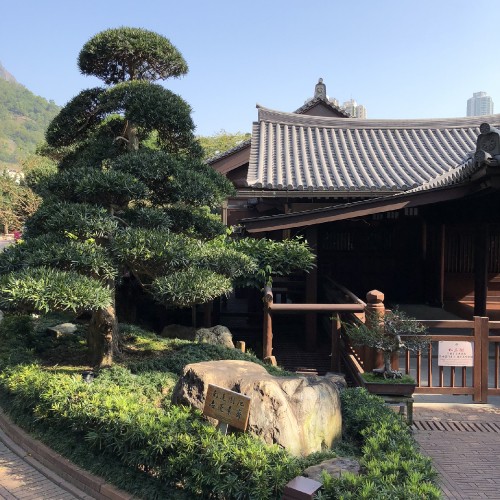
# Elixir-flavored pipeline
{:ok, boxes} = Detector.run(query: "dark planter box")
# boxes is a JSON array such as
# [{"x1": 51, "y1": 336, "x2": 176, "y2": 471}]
[{"x1": 362, "y1": 381, "x2": 416, "y2": 397}]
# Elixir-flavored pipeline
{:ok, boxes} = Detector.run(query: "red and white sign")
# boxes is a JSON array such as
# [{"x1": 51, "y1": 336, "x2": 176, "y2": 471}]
[{"x1": 438, "y1": 341, "x2": 474, "y2": 367}]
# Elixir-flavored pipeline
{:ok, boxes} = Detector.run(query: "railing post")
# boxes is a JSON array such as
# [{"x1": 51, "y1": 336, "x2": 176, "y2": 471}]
[
  {"x1": 364, "y1": 290, "x2": 385, "y2": 371},
  {"x1": 263, "y1": 286, "x2": 273, "y2": 360},
  {"x1": 331, "y1": 313, "x2": 341, "y2": 372},
  {"x1": 473, "y1": 316, "x2": 489, "y2": 403},
  {"x1": 481, "y1": 316, "x2": 489, "y2": 403}
]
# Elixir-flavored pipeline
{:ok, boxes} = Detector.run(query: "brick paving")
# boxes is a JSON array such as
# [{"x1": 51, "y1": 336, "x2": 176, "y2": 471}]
[
  {"x1": 413, "y1": 402, "x2": 500, "y2": 499},
  {"x1": 0, "y1": 439, "x2": 87, "y2": 500}
]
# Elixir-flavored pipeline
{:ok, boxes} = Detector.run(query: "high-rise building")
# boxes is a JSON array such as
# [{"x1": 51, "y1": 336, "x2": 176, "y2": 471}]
[
  {"x1": 467, "y1": 91, "x2": 494, "y2": 116},
  {"x1": 342, "y1": 99, "x2": 367, "y2": 119}
]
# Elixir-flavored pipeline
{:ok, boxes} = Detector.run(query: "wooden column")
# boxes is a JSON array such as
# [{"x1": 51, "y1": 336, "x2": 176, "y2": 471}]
[
  {"x1": 474, "y1": 223, "x2": 489, "y2": 317},
  {"x1": 424, "y1": 223, "x2": 446, "y2": 307},
  {"x1": 437, "y1": 224, "x2": 446, "y2": 308},
  {"x1": 263, "y1": 286, "x2": 273, "y2": 359},
  {"x1": 305, "y1": 226, "x2": 318, "y2": 351}
]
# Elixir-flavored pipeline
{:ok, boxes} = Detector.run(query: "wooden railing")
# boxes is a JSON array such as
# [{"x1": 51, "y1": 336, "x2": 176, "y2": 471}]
[
  {"x1": 262, "y1": 283, "x2": 500, "y2": 403},
  {"x1": 262, "y1": 285, "x2": 364, "y2": 369},
  {"x1": 344, "y1": 316, "x2": 500, "y2": 403}
]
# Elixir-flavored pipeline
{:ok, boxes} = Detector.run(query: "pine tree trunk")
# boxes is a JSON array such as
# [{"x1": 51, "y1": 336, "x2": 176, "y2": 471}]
[
  {"x1": 88, "y1": 306, "x2": 119, "y2": 368},
  {"x1": 383, "y1": 351, "x2": 392, "y2": 374}
]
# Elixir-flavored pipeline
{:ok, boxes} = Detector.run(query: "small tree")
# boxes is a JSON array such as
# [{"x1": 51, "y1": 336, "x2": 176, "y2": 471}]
[{"x1": 344, "y1": 309, "x2": 429, "y2": 379}]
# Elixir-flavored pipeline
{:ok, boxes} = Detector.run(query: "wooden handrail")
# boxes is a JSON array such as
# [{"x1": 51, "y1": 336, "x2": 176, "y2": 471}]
[
  {"x1": 268, "y1": 303, "x2": 365, "y2": 312},
  {"x1": 325, "y1": 276, "x2": 366, "y2": 306}
]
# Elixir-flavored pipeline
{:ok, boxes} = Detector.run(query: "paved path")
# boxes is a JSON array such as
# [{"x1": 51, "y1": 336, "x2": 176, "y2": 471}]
[
  {"x1": 413, "y1": 402, "x2": 500, "y2": 499},
  {"x1": 0, "y1": 437, "x2": 88, "y2": 500}
]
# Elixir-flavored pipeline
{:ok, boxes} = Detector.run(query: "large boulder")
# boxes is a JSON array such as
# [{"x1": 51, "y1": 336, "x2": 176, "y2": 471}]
[
  {"x1": 172, "y1": 360, "x2": 345, "y2": 456},
  {"x1": 161, "y1": 324, "x2": 235, "y2": 348},
  {"x1": 195, "y1": 325, "x2": 234, "y2": 349}
]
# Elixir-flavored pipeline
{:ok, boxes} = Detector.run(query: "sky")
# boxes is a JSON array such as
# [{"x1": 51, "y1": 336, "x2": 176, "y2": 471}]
[{"x1": 1, "y1": 0, "x2": 499, "y2": 136}]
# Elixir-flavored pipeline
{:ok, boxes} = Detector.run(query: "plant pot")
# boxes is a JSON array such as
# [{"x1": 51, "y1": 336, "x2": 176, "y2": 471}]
[{"x1": 362, "y1": 381, "x2": 416, "y2": 397}]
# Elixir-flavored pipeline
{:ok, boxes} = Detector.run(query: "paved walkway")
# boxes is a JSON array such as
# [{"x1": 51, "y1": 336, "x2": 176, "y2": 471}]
[
  {"x1": 0, "y1": 431, "x2": 89, "y2": 500},
  {"x1": 413, "y1": 400, "x2": 500, "y2": 499}
]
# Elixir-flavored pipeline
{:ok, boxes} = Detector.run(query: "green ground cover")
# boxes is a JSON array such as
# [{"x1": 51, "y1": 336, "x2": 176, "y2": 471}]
[{"x1": 0, "y1": 314, "x2": 440, "y2": 499}]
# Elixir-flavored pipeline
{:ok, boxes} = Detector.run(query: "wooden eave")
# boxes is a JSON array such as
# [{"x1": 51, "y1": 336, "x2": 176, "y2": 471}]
[
  {"x1": 240, "y1": 176, "x2": 493, "y2": 233},
  {"x1": 209, "y1": 143, "x2": 251, "y2": 175}
]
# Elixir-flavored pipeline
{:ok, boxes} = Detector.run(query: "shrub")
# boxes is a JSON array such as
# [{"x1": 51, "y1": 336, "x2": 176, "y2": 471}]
[{"x1": 318, "y1": 388, "x2": 441, "y2": 499}]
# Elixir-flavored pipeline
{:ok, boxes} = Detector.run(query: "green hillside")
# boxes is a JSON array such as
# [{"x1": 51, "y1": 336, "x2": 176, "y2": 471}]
[{"x1": 0, "y1": 72, "x2": 60, "y2": 170}]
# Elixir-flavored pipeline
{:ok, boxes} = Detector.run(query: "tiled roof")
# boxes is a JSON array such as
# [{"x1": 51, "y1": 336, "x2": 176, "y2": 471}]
[{"x1": 247, "y1": 107, "x2": 500, "y2": 192}]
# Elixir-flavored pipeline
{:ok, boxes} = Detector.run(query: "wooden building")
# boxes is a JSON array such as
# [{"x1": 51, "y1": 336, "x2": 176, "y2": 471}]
[{"x1": 209, "y1": 80, "x2": 500, "y2": 326}]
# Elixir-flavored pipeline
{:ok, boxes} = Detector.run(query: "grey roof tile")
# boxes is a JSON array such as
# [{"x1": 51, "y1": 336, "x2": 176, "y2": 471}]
[{"x1": 247, "y1": 107, "x2": 500, "y2": 192}]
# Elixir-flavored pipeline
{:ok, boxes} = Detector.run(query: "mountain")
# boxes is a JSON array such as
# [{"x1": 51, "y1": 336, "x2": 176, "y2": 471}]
[
  {"x1": 0, "y1": 61, "x2": 59, "y2": 170},
  {"x1": 0, "y1": 61, "x2": 17, "y2": 83}
]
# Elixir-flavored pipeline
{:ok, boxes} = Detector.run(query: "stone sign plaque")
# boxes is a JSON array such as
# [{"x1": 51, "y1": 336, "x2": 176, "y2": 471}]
[
  {"x1": 203, "y1": 384, "x2": 251, "y2": 431},
  {"x1": 438, "y1": 341, "x2": 474, "y2": 367}
]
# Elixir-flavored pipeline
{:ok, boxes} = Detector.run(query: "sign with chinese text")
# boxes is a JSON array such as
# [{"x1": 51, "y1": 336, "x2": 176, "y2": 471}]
[
  {"x1": 203, "y1": 384, "x2": 251, "y2": 431},
  {"x1": 438, "y1": 341, "x2": 474, "y2": 367}
]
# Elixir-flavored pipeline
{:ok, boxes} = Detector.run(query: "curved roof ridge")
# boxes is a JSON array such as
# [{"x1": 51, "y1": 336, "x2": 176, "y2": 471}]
[
  {"x1": 407, "y1": 155, "x2": 477, "y2": 193},
  {"x1": 257, "y1": 106, "x2": 500, "y2": 130},
  {"x1": 205, "y1": 137, "x2": 252, "y2": 164},
  {"x1": 292, "y1": 96, "x2": 351, "y2": 117}
]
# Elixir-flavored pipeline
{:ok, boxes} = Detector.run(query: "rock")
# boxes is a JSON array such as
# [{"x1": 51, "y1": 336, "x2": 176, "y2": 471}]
[
  {"x1": 46, "y1": 323, "x2": 78, "y2": 339},
  {"x1": 195, "y1": 325, "x2": 234, "y2": 348},
  {"x1": 161, "y1": 324, "x2": 235, "y2": 349},
  {"x1": 172, "y1": 360, "x2": 345, "y2": 456},
  {"x1": 304, "y1": 458, "x2": 361, "y2": 482},
  {"x1": 161, "y1": 324, "x2": 196, "y2": 340}
]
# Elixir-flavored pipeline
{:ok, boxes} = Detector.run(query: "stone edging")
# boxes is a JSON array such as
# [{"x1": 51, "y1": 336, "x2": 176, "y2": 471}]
[{"x1": 0, "y1": 408, "x2": 133, "y2": 500}]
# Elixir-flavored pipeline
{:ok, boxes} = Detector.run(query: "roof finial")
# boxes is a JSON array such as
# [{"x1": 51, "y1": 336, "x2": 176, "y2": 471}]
[{"x1": 314, "y1": 78, "x2": 326, "y2": 99}]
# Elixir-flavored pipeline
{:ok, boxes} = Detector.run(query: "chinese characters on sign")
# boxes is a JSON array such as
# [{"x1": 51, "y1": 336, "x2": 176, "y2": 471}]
[
  {"x1": 438, "y1": 341, "x2": 474, "y2": 367},
  {"x1": 203, "y1": 384, "x2": 251, "y2": 431}
]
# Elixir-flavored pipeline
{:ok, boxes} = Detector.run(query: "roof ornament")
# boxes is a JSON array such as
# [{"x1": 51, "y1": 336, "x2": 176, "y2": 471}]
[
  {"x1": 314, "y1": 78, "x2": 327, "y2": 99},
  {"x1": 475, "y1": 123, "x2": 500, "y2": 167}
]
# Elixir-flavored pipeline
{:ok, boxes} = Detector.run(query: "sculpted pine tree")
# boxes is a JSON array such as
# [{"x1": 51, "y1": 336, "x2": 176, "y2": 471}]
[
  {"x1": 0, "y1": 28, "x2": 253, "y2": 367},
  {"x1": 0, "y1": 28, "x2": 316, "y2": 368}
]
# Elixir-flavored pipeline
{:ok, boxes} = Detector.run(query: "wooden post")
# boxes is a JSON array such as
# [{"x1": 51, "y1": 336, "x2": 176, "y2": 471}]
[
  {"x1": 480, "y1": 316, "x2": 489, "y2": 403},
  {"x1": 263, "y1": 286, "x2": 273, "y2": 359},
  {"x1": 331, "y1": 314, "x2": 341, "y2": 372},
  {"x1": 364, "y1": 290, "x2": 385, "y2": 371},
  {"x1": 305, "y1": 226, "x2": 318, "y2": 351}
]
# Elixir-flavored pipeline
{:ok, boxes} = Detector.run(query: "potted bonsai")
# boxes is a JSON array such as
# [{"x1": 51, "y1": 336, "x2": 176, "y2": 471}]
[{"x1": 344, "y1": 309, "x2": 429, "y2": 396}]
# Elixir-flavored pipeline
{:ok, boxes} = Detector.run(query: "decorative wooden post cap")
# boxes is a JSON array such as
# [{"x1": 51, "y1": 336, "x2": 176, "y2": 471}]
[{"x1": 366, "y1": 290, "x2": 384, "y2": 304}]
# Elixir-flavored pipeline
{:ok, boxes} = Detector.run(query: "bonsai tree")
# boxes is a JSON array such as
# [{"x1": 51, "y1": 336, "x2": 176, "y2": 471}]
[
  {"x1": 0, "y1": 27, "x2": 314, "y2": 369},
  {"x1": 344, "y1": 309, "x2": 429, "y2": 379}
]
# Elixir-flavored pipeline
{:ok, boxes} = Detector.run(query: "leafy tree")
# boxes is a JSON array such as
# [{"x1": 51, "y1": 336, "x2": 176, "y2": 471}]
[
  {"x1": 0, "y1": 28, "x2": 314, "y2": 369},
  {"x1": 198, "y1": 130, "x2": 251, "y2": 160}
]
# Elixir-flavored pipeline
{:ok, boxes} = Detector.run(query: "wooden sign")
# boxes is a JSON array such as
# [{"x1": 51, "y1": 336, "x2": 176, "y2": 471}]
[
  {"x1": 203, "y1": 384, "x2": 251, "y2": 431},
  {"x1": 438, "y1": 341, "x2": 474, "y2": 367}
]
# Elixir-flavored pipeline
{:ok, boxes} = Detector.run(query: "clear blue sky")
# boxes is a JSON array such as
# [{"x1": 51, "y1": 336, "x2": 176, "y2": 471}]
[{"x1": 1, "y1": 0, "x2": 499, "y2": 136}]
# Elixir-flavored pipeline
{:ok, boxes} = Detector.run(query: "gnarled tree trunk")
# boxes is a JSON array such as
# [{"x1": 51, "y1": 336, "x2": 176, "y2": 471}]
[{"x1": 88, "y1": 305, "x2": 119, "y2": 368}]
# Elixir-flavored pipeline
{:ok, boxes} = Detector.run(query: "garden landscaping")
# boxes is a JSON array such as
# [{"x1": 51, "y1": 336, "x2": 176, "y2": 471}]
[{"x1": 0, "y1": 313, "x2": 441, "y2": 499}]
